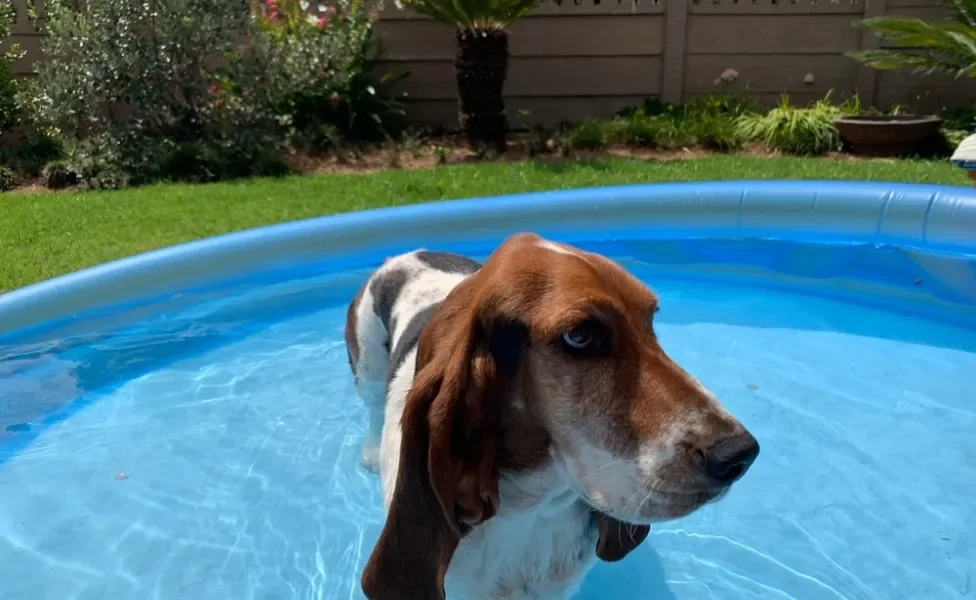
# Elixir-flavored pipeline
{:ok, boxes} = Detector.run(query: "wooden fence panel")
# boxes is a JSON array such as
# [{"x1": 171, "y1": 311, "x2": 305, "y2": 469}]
[{"x1": 1, "y1": 0, "x2": 970, "y2": 127}]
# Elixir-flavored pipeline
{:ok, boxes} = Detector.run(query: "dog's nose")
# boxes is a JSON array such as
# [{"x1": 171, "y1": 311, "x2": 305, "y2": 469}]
[{"x1": 702, "y1": 431, "x2": 760, "y2": 486}]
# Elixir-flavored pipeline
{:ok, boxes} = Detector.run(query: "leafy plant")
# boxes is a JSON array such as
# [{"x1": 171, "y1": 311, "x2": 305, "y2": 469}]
[
  {"x1": 252, "y1": 0, "x2": 406, "y2": 150},
  {"x1": 395, "y1": 0, "x2": 538, "y2": 30},
  {"x1": 736, "y1": 94, "x2": 844, "y2": 155},
  {"x1": 565, "y1": 120, "x2": 613, "y2": 150},
  {"x1": 41, "y1": 159, "x2": 78, "y2": 189},
  {"x1": 563, "y1": 94, "x2": 751, "y2": 152},
  {"x1": 0, "y1": 165, "x2": 15, "y2": 192},
  {"x1": 849, "y1": 0, "x2": 976, "y2": 79},
  {"x1": 0, "y1": 2, "x2": 24, "y2": 134},
  {"x1": 32, "y1": 0, "x2": 283, "y2": 188},
  {"x1": 0, "y1": 128, "x2": 63, "y2": 176},
  {"x1": 942, "y1": 105, "x2": 976, "y2": 131},
  {"x1": 690, "y1": 114, "x2": 744, "y2": 151}
]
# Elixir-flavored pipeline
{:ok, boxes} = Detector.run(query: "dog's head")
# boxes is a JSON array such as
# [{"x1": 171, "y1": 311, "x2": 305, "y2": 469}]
[{"x1": 361, "y1": 233, "x2": 759, "y2": 600}]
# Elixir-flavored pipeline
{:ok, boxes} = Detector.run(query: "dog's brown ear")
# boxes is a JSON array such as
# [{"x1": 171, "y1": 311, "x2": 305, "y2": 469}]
[
  {"x1": 359, "y1": 371, "x2": 461, "y2": 600},
  {"x1": 360, "y1": 280, "x2": 505, "y2": 600},
  {"x1": 595, "y1": 513, "x2": 650, "y2": 562}
]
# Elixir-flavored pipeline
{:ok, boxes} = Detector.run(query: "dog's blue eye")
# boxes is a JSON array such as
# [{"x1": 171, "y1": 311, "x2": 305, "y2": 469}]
[{"x1": 562, "y1": 328, "x2": 593, "y2": 350}]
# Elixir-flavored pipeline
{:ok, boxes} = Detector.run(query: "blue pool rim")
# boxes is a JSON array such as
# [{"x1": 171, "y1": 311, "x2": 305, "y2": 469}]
[{"x1": 2, "y1": 179, "x2": 976, "y2": 336}]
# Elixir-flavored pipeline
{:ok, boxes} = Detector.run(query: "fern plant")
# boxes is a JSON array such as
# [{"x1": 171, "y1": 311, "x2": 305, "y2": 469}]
[{"x1": 848, "y1": 0, "x2": 976, "y2": 79}]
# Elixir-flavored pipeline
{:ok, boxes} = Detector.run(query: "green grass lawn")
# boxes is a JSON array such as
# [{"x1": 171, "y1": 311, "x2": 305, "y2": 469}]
[{"x1": 0, "y1": 154, "x2": 969, "y2": 293}]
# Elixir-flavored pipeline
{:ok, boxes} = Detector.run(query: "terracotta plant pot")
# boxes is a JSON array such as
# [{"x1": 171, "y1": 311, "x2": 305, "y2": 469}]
[{"x1": 833, "y1": 115, "x2": 943, "y2": 157}]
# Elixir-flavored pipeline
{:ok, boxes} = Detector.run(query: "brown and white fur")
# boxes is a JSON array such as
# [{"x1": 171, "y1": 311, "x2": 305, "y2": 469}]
[{"x1": 344, "y1": 233, "x2": 760, "y2": 600}]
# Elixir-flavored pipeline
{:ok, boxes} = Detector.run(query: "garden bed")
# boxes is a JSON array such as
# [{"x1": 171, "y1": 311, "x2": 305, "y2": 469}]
[{"x1": 0, "y1": 134, "x2": 930, "y2": 194}]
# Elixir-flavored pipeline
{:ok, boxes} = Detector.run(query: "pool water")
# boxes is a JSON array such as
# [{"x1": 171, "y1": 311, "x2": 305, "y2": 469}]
[{"x1": 0, "y1": 243, "x2": 974, "y2": 600}]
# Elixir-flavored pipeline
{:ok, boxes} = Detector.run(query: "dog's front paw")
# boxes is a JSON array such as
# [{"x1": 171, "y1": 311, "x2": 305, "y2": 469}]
[{"x1": 360, "y1": 444, "x2": 381, "y2": 474}]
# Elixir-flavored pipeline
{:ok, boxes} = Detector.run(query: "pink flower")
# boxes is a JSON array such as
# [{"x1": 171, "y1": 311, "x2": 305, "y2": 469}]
[
  {"x1": 210, "y1": 84, "x2": 220, "y2": 94},
  {"x1": 326, "y1": 5, "x2": 336, "y2": 13},
  {"x1": 317, "y1": 16, "x2": 329, "y2": 27}
]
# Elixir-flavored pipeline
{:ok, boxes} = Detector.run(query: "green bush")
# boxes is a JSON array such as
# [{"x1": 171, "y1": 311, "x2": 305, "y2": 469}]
[
  {"x1": 29, "y1": 0, "x2": 407, "y2": 187},
  {"x1": 0, "y1": 3, "x2": 24, "y2": 135},
  {"x1": 690, "y1": 114, "x2": 745, "y2": 151},
  {"x1": 0, "y1": 165, "x2": 15, "y2": 191},
  {"x1": 41, "y1": 159, "x2": 78, "y2": 189},
  {"x1": 736, "y1": 94, "x2": 843, "y2": 155},
  {"x1": 565, "y1": 120, "x2": 613, "y2": 150},
  {"x1": 32, "y1": 0, "x2": 283, "y2": 188},
  {"x1": 942, "y1": 106, "x2": 976, "y2": 132},
  {"x1": 561, "y1": 94, "x2": 752, "y2": 152},
  {"x1": 253, "y1": 0, "x2": 407, "y2": 150},
  {"x1": 617, "y1": 114, "x2": 665, "y2": 146},
  {"x1": 0, "y1": 58, "x2": 18, "y2": 134},
  {"x1": 0, "y1": 128, "x2": 63, "y2": 176}
]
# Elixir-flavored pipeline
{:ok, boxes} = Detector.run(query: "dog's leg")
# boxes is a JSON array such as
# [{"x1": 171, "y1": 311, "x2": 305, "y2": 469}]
[
  {"x1": 356, "y1": 378, "x2": 387, "y2": 473},
  {"x1": 350, "y1": 291, "x2": 391, "y2": 474}
]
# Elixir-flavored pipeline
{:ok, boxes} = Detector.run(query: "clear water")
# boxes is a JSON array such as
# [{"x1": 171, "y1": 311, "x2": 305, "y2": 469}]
[{"x1": 0, "y1": 244, "x2": 974, "y2": 600}]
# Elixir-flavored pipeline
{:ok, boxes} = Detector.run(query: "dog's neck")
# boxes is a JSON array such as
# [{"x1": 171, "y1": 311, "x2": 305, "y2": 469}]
[{"x1": 496, "y1": 454, "x2": 580, "y2": 518}]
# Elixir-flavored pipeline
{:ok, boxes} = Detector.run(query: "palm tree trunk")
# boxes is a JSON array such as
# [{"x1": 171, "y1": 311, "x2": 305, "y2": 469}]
[{"x1": 455, "y1": 28, "x2": 508, "y2": 152}]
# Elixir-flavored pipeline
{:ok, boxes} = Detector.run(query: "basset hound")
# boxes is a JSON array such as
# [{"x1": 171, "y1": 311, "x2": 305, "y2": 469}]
[{"x1": 344, "y1": 232, "x2": 760, "y2": 600}]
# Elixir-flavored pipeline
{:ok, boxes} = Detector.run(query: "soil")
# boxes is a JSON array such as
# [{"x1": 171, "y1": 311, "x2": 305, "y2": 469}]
[
  {"x1": 286, "y1": 133, "x2": 747, "y2": 176},
  {"x1": 0, "y1": 132, "x2": 934, "y2": 194}
]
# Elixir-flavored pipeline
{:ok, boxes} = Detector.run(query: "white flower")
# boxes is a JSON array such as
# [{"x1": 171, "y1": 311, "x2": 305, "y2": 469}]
[{"x1": 719, "y1": 68, "x2": 739, "y2": 83}]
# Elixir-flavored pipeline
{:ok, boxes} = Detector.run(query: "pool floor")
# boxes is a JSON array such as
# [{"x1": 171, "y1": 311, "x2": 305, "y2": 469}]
[{"x1": 0, "y1": 266, "x2": 973, "y2": 600}]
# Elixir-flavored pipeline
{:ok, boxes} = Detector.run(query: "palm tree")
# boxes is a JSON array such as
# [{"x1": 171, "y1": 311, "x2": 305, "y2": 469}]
[
  {"x1": 848, "y1": 0, "x2": 976, "y2": 79},
  {"x1": 394, "y1": 0, "x2": 541, "y2": 151}
]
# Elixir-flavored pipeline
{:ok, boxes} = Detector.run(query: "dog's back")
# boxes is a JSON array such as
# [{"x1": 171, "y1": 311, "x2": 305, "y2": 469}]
[{"x1": 345, "y1": 250, "x2": 481, "y2": 472}]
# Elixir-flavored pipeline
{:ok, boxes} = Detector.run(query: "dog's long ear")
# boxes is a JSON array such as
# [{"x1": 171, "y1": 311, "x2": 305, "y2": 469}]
[
  {"x1": 595, "y1": 513, "x2": 650, "y2": 562},
  {"x1": 361, "y1": 278, "x2": 523, "y2": 600}
]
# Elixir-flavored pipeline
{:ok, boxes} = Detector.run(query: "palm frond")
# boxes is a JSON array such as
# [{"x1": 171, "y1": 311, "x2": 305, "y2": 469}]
[
  {"x1": 847, "y1": 48, "x2": 976, "y2": 78},
  {"x1": 850, "y1": 12, "x2": 976, "y2": 80},
  {"x1": 396, "y1": 0, "x2": 543, "y2": 29},
  {"x1": 948, "y1": 0, "x2": 976, "y2": 29}
]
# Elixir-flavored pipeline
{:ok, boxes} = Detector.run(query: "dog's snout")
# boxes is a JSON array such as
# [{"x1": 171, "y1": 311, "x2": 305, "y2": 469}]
[{"x1": 701, "y1": 431, "x2": 760, "y2": 486}]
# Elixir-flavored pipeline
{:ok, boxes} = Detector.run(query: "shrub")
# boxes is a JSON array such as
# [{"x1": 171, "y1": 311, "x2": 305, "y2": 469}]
[
  {"x1": 32, "y1": 0, "x2": 283, "y2": 187},
  {"x1": 0, "y1": 128, "x2": 63, "y2": 176},
  {"x1": 690, "y1": 114, "x2": 744, "y2": 151},
  {"x1": 41, "y1": 159, "x2": 78, "y2": 189},
  {"x1": 0, "y1": 165, "x2": 15, "y2": 191},
  {"x1": 0, "y1": 56, "x2": 18, "y2": 135},
  {"x1": 942, "y1": 106, "x2": 976, "y2": 132},
  {"x1": 683, "y1": 93, "x2": 761, "y2": 120},
  {"x1": 618, "y1": 114, "x2": 666, "y2": 146},
  {"x1": 0, "y1": 3, "x2": 24, "y2": 135},
  {"x1": 736, "y1": 94, "x2": 843, "y2": 155},
  {"x1": 253, "y1": 0, "x2": 407, "y2": 150},
  {"x1": 565, "y1": 120, "x2": 613, "y2": 150}
]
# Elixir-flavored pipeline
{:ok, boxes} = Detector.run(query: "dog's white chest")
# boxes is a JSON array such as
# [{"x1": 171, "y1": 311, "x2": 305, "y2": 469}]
[{"x1": 446, "y1": 501, "x2": 599, "y2": 600}]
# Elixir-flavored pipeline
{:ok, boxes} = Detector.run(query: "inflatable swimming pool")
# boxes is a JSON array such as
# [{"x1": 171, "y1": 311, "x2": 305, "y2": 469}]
[{"x1": 0, "y1": 180, "x2": 973, "y2": 600}]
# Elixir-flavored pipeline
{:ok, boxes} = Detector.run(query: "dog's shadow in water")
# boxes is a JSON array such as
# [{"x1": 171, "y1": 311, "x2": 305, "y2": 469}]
[{"x1": 575, "y1": 543, "x2": 677, "y2": 600}]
